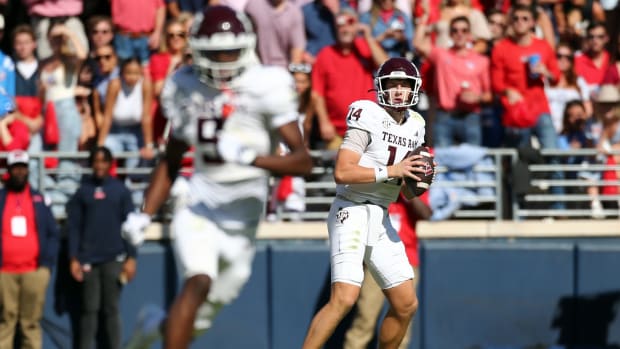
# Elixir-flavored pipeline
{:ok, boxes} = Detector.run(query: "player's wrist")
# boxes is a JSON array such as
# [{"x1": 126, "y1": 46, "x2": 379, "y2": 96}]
[{"x1": 374, "y1": 165, "x2": 388, "y2": 183}]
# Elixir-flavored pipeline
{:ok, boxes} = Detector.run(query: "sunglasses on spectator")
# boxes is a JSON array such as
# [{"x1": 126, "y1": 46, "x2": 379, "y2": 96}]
[
  {"x1": 289, "y1": 63, "x2": 312, "y2": 74},
  {"x1": 450, "y1": 27, "x2": 470, "y2": 34},
  {"x1": 556, "y1": 52, "x2": 573, "y2": 60},
  {"x1": 336, "y1": 15, "x2": 356, "y2": 26},
  {"x1": 587, "y1": 33, "x2": 606, "y2": 40},
  {"x1": 167, "y1": 31, "x2": 187, "y2": 39},
  {"x1": 93, "y1": 29, "x2": 111, "y2": 35},
  {"x1": 95, "y1": 54, "x2": 114, "y2": 61},
  {"x1": 512, "y1": 15, "x2": 532, "y2": 22}
]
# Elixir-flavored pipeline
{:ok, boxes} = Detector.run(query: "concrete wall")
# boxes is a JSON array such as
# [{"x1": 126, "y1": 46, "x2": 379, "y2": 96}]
[{"x1": 35, "y1": 237, "x2": 620, "y2": 349}]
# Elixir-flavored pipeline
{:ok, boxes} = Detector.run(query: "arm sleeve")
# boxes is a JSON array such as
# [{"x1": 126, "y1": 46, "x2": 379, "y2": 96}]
[
  {"x1": 66, "y1": 191, "x2": 82, "y2": 259},
  {"x1": 490, "y1": 43, "x2": 506, "y2": 94},
  {"x1": 340, "y1": 128, "x2": 371, "y2": 154}
]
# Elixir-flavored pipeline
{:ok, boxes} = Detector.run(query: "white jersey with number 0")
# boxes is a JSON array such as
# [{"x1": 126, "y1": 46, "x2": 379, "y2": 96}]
[
  {"x1": 336, "y1": 100, "x2": 426, "y2": 208},
  {"x1": 160, "y1": 65, "x2": 298, "y2": 229}
]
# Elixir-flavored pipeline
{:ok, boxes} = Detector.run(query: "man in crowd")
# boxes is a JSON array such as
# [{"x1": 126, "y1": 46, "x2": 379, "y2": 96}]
[{"x1": 0, "y1": 150, "x2": 59, "y2": 349}]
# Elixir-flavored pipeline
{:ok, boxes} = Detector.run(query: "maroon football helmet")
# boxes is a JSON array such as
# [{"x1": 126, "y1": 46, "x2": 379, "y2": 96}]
[
  {"x1": 189, "y1": 6, "x2": 257, "y2": 88},
  {"x1": 374, "y1": 57, "x2": 422, "y2": 109}
]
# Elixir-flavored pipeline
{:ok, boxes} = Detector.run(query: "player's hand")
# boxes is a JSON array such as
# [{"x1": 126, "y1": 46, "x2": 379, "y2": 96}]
[
  {"x1": 122, "y1": 212, "x2": 151, "y2": 246},
  {"x1": 217, "y1": 133, "x2": 257, "y2": 165},
  {"x1": 391, "y1": 155, "x2": 428, "y2": 181}
]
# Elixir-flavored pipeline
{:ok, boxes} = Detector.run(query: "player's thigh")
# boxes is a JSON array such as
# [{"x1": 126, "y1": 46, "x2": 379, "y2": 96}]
[
  {"x1": 367, "y1": 223, "x2": 414, "y2": 290},
  {"x1": 383, "y1": 278, "x2": 417, "y2": 315},
  {"x1": 208, "y1": 233, "x2": 256, "y2": 305},
  {"x1": 172, "y1": 207, "x2": 220, "y2": 280},
  {"x1": 328, "y1": 198, "x2": 369, "y2": 287}
]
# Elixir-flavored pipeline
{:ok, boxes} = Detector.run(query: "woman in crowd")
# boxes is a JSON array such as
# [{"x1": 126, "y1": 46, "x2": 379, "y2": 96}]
[
  {"x1": 98, "y1": 58, "x2": 154, "y2": 172},
  {"x1": 546, "y1": 42, "x2": 591, "y2": 133},
  {"x1": 149, "y1": 19, "x2": 189, "y2": 145}
]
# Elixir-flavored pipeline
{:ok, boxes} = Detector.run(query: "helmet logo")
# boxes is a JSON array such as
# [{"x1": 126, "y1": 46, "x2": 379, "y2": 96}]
[{"x1": 222, "y1": 22, "x2": 231, "y2": 31}]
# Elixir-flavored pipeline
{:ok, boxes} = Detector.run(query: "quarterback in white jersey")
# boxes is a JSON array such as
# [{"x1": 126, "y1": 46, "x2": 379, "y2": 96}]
[
  {"x1": 121, "y1": 6, "x2": 312, "y2": 349},
  {"x1": 303, "y1": 57, "x2": 430, "y2": 349}
]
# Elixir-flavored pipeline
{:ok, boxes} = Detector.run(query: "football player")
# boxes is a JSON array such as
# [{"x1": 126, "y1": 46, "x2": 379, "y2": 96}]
[
  {"x1": 121, "y1": 6, "x2": 312, "y2": 349},
  {"x1": 302, "y1": 57, "x2": 429, "y2": 349}
]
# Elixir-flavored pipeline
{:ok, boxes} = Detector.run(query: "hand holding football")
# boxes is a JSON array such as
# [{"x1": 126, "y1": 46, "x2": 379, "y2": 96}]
[{"x1": 404, "y1": 146, "x2": 434, "y2": 196}]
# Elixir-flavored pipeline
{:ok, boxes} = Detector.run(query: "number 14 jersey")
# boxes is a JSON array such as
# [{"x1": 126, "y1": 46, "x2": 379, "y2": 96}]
[{"x1": 337, "y1": 100, "x2": 426, "y2": 208}]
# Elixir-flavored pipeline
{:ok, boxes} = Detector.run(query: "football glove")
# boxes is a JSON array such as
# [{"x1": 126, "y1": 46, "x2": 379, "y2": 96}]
[
  {"x1": 122, "y1": 212, "x2": 152, "y2": 246},
  {"x1": 217, "y1": 133, "x2": 257, "y2": 165}
]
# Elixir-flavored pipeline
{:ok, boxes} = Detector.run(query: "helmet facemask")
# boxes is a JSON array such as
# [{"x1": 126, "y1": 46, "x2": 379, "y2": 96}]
[
  {"x1": 189, "y1": 11, "x2": 257, "y2": 89},
  {"x1": 376, "y1": 73, "x2": 422, "y2": 110}
]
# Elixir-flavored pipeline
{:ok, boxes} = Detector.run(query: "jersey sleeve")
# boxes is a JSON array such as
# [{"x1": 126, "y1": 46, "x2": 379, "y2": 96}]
[
  {"x1": 160, "y1": 71, "x2": 190, "y2": 143},
  {"x1": 253, "y1": 67, "x2": 299, "y2": 129},
  {"x1": 345, "y1": 100, "x2": 381, "y2": 133}
]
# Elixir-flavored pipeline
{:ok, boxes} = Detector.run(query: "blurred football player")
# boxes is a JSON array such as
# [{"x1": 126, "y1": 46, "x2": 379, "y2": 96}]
[
  {"x1": 121, "y1": 6, "x2": 312, "y2": 349},
  {"x1": 302, "y1": 57, "x2": 429, "y2": 349}
]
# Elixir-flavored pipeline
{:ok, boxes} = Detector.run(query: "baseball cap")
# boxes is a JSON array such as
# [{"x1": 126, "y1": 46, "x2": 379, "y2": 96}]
[{"x1": 7, "y1": 150, "x2": 29, "y2": 167}]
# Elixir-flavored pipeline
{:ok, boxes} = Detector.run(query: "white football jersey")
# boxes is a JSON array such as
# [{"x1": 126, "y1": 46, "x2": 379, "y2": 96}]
[
  {"x1": 160, "y1": 65, "x2": 298, "y2": 227},
  {"x1": 336, "y1": 100, "x2": 426, "y2": 208}
]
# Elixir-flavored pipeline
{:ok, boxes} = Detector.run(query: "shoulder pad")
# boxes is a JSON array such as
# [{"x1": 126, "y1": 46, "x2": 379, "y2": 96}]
[
  {"x1": 407, "y1": 109, "x2": 426, "y2": 126},
  {"x1": 345, "y1": 100, "x2": 385, "y2": 132}
]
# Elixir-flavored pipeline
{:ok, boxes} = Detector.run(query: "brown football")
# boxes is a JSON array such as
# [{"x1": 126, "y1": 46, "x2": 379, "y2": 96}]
[{"x1": 404, "y1": 146, "x2": 434, "y2": 196}]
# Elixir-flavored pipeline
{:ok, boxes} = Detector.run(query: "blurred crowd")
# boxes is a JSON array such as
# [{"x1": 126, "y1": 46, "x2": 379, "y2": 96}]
[{"x1": 0, "y1": 0, "x2": 617, "y2": 216}]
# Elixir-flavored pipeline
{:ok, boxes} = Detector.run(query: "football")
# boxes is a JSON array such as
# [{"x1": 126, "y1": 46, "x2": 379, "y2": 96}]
[{"x1": 404, "y1": 146, "x2": 434, "y2": 196}]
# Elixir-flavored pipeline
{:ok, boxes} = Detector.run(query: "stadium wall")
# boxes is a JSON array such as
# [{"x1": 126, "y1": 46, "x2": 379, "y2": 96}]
[{"x1": 37, "y1": 221, "x2": 620, "y2": 349}]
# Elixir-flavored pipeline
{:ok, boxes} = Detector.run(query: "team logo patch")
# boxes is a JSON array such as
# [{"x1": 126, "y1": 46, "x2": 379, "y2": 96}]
[
  {"x1": 423, "y1": 162, "x2": 434, "y2": 176},
  {"x1": 336, "y1": 208, "x2": 349, "y2": 224}
]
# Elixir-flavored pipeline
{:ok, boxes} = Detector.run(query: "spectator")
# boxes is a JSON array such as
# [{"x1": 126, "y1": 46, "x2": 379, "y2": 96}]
[
  {"x1": 357, "y1": 0, "x2": 414, "y2": 16},
  {"x1": 431, "y1": 0, "x2": 491, "y2": 53},
  {"x1": 88, "y1": 16, "x2": 114, "y2": 52},
  {"x1": 98, "y1": 58, "x2": 155, "y2": 171},
  {"x1": 302, "y1": 0, "x2": 340, "y2": 63},
  {"x1": 40, "y1": 21, "x2": 88, "y2": 153},
  {"x1": 111, "y1": 0, "x2": 166, "y2": 64},
  {"x1": 165, "y1": 0, "x2": 208, "y2": 17},
  {"x1": 0, "y1": 113, "x2": 30, "y2": 152},
  {"x1": 66, "y1": 146, "x2": 137, "y2": 349},
  {"x1": 486, "y1": 9, "x2": 507, "y2": 53},
  {"x1": 602, "y1": 31, "x2": 620, "y2": 87},
  {"x1": 21, "y1": 0, "x2": 89, "y2": 60},
  {"x1": 0, "y1": 150, "x2": 60, "y2": 349},
  {"x1": 546, "y1": 42, "x2": 591, "y2": 133},
  {"x1": 245, "y1": 0, "x2": 307, "y2": 67},
  {"x1": 574, "y1": 22, "x2": 610, "y2": 98},
  {"x1": 13, "y1": 24, "x2": 43, "y2": 147},
  {"x1": 76, "y1": 64, "x2": 97, "y2": 150},
  {"x1": 557, "y1": 100, "x2": 602, "y2": 217},
  {"x1": 12, "y1": 24, "x2": 44, "y2": 188},
  {"x1": 555, "y1": 0, "x2": 606, "y2": 40},
  {"x1": 92, "y1": 45, "x2": 120, "y2": 128},
  {"x1": 491, "y1": 4, "x2": 565, "y2": 209},
  {"x1": 0, "y1": 15, "x2": 15, "y2": 102},
  {"x1": 359, "y1": 0, "x2": 414, "y2": 58},
  {"x1": 310, "y1": 8, "x2": 388, "y2": 150},
  {"x1": 510, "y1": 0, "x2": 556, "y2": 47},
  {"x1": 86, "y1": 16, "x2": 115, "y2": 60},
  {"x1": 414, "y1": 16, "x2": 492, "y2": 147},
  {"x1": 343, "y1": 192, "x2": 432, "y2": 349},
  {"x1": 149, "y1": 19, "x2": 188, "y2": 145}
]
